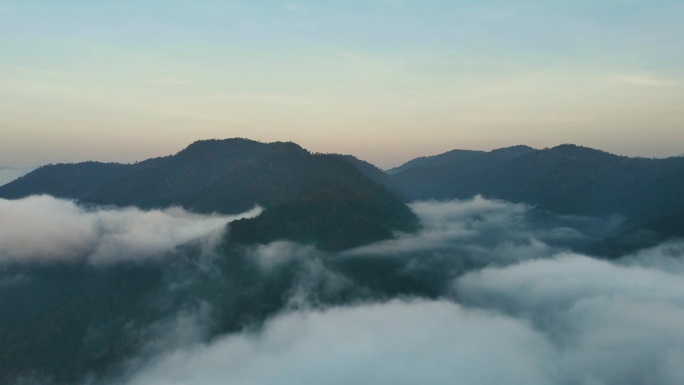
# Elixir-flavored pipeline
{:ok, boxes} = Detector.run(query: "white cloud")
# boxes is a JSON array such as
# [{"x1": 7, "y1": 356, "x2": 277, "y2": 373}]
[
  {"x1": 121, "y1": 243, "x2": 684, "y2": 385},
  {"x1": 5, "y1": 196, "x2": 683, "y2": 385},
  {"x1": 344, "y1": 197, "x2": 612, "y2": 266},
  {"x1": 249, "y1": 240, "x2": 319, "y2": 272},
  {"x1": 122, "y1": 299, "x2": 556, "y2": 385},
  {"x1": 456, "y1": 251, "x2": 684, "y2": 385},
  {"x1": 0, "y1": 195, "x2": 261, "y2": 265}
]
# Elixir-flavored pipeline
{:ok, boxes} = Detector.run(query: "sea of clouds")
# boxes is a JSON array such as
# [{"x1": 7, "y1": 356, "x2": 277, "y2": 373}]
[
  {"x1": 1, "y1": 195, "x2": 683, "y2": 385},
  {"x1": 113, "y1": 252, "x2": 684, "y2": 385}
]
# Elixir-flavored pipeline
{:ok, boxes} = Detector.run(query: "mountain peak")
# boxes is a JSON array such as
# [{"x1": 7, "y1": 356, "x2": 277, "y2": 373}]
[
  {"x1": 0, "y1": 138, "x2": 417, "y2": 251},
  {"x1": 545, "y1": 144, "x2": 620, "y2": 161},
  {"x1": 267, "y1": 141, "x2": 306, "y2": 153},
  {"x1": 488, "y1": 145, "x2": 536, "y2": 157},
  {"x1": 549, "y1": 143, "x2": 606, "y2": 153},
  {"x1": 177, "y1": 138, "x2": 264, "y2": 156}
]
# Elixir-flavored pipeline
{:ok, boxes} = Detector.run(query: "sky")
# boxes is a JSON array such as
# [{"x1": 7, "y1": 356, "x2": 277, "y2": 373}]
[{"x1": 1, "y1": 0, "x2": 683, "y2": 168}]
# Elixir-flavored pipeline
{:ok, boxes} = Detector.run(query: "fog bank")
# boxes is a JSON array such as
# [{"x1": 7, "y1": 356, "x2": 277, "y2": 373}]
[
  {"x1": 3, "y1": 196, "x2": 683, "y2": 385},
  {"x1": 119, "y1": 242, "x2": 684, "y2": 385},
  {"x1": 0, "y1": 195, "x2": 261, "y2": 265}
]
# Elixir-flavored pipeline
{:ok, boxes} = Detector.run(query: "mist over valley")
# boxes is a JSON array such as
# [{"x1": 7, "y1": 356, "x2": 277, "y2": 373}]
[
  {"x1": 2, "y1": 139, "x2": 684, "y2": 384},
  {"x1": 4, "y1": 0, "x2": 684, "y2": 382}
]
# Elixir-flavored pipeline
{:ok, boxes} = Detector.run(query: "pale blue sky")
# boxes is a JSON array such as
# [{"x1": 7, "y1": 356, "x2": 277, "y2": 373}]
[{"x1": 1, "y1": 0, "x2": 683, "y2": 167}]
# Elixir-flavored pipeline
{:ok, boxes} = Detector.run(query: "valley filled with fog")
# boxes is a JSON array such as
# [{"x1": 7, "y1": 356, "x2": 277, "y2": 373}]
[
  {"x1": 4, "y1": 0, "x2": 683, "y2": 383},
  {"x1": 2, "y1": 195, "x2": 683, "y2": 385}
]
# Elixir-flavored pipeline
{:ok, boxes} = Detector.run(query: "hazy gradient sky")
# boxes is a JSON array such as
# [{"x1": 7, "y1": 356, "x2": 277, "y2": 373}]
[{"x1": 1, "y1": 0, "x2": 683, "y2": 168}]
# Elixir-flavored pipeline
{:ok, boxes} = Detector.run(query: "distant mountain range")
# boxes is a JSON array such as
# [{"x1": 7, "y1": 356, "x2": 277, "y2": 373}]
[
  {"x1": 391, "y1": 144, "x2": 684, "y2": 221},
  {"x1": 2, "y1": 139, "x2": 683, "y2": 254},
  {"x1": 388, "y1": 144, "x2": 684, "y2": 255},
  {"x1": 388, "y1": 145, "x2": 537, "y2": 198}
]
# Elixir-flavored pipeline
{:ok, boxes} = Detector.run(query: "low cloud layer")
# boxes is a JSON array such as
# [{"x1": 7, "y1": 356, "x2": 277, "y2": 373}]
[
  {"x1": 119, "y1": 243, "x2": 684, "y2": 385},
  {"x1": 456, "y1": 251, "x2": 684, "y2": 385},
  {"x1": 3, "y1": 195, "x2": 683, "y2": 385},
  {"x1": 345, "y1": 196, "x2": 622, "y2": 264},
  {"x1": 122, "y1": 300, "x2": 555, "y2": 385},
  {"x1": 0, "y1": 195, "x2": 260, "y2": 265}
]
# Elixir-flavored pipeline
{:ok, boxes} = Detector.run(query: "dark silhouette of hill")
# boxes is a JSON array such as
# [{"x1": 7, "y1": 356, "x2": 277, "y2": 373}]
[
  {"x1": 645, "y1": 210, "x2": 684, "y2": 237},
  {"x1": 0, "y1": 263, "x2": 166, "y2": 384},
  {"x1": 177, "y1": 144, "x2": 417, "y2": 250},
  {"x1": 389, "y1": 145, "x2": 537, "y2": 199},
  {"x1": 391, "y1": 144, "x2": 684, "y2": 225},
  {"x1": 0, "y1": 139, "x2": 417, "y2": 251},
  {"x1": 388, "y1": 145, "x2": 536, "y2": 175},
  {"x1": 0, "y1": 162, "x2": 131, "y2": 199},
  {"x1": 5, "y1": 140, "x2": 683, "y2": 253},
  {"x1": 330, "y1": 154, "x2": 398, "y2": 192},
  {"x1": 84, "y1": 138, "x2": 274, "y2": 209}
]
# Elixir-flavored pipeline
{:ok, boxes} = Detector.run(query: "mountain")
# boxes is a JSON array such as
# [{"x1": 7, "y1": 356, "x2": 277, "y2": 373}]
[
  {"x1": 331, "y1": 154, "x2": 398, "y2": 192},
  {"x1": 3, "y1": 140, "x2": 684, "y2": 384},
  {"x1": 389, "y1": 145, "x2": 537, "y2": 199},
  {"x1": 592, "y1": 210, "x2": 684, "y2": 258},
  {"x1": 0, "y1": 162, "x2": 130, "y2": 199},
  {"x1": 0, "y1": 139, "x2": 417, "y2": 251},
  {"x1": 391, "y1": 144, "x2": 684, "y2": 225},
  {"x1": 388, "y1": 145, "x2": 536, "y2": 175},
  {"x1": 645, "y1": 210, "x2": 684, "y2": 237},
  {"x1": 6, "y1": 140, "x2": 683, "y2": 253}
]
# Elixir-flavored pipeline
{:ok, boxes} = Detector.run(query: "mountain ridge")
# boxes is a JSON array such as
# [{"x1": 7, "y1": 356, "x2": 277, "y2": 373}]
[
  {"x1": 387, "y1": 144, "x2": 536, "y2": 175},
  {"x1": 388, "y1": 144, "x2": 684, "y2": 257},
  {"x1": 3, "y1": 139, "x2": 684, "y2": 253},
  {"x1": 0, "y1": 138, "x2": 418, "y2": 251}
]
